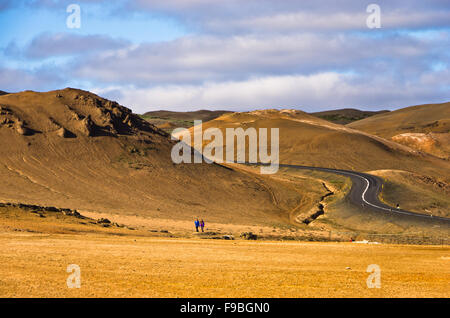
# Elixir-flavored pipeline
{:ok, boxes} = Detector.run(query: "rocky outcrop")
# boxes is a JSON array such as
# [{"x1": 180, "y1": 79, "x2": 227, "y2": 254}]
[
  {"x1": 240, "y1": 232, "x2": 258, "y2": 240},
  {"x1": 0, "y1": 202, "x2": 84, "y2": 218},
  {"x1": 0, "y1": 106, "x2": 35, "y2": 135}
]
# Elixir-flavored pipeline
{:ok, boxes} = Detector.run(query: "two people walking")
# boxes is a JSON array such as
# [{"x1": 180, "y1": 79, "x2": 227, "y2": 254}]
[{"x1": 194, "y1": 218, "x2": 205, "y2": 232}]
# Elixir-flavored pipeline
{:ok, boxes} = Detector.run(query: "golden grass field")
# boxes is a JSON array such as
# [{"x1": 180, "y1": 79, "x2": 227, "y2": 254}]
[
  {"x1": 1, "y1": 206, "x2": 449, "y2": 298},
  {"x1": 1, "y1": 233, "x2": 449, "y2": 298}
]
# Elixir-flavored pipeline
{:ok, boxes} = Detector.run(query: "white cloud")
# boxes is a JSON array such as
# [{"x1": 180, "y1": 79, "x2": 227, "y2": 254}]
[
  {"x1": 73, "y1": 31, "x2": 447, "y2": 87},
  {"x1": 94, "y1": 71, "x2": 450, "y2": 114}
]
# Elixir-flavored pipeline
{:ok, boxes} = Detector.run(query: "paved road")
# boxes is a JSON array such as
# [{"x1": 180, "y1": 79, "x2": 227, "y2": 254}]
[{"x1": 278, "y1": 164, "x2": 450, "y2": 224}]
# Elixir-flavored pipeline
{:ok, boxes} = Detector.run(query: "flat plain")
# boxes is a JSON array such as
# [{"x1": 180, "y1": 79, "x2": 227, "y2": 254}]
[{"x1": 1, "y1": 231, "x2": 448, "y2": 297}]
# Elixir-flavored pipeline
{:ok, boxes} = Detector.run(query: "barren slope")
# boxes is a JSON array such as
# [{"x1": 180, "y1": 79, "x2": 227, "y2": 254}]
[
  {"x1": 184, "y1": 109, "x2": 449, "y2": 181},
  {"x1": 142, "y1": 110, "x2": 231, "y2": 133},
  {"x1": 143, "y1": 110, "x2": 231, "y2": 122},
  {"x1": 348, "y1": 102, "x2": 450, "y2": 159},
  {"x1": 0, "y1": 89, "x2": 300, "y2": 226},
  {"x1": 310, "y1": 108, "x2": 389, "y2": 124},
  {"x1": 181, "y1": 109, "x2": 450, "y2": 218}
]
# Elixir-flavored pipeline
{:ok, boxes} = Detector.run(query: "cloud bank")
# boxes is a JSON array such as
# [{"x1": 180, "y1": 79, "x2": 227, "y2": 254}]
[{"x1": 1, "y1": 0, "x2": 449, "y2": 112}]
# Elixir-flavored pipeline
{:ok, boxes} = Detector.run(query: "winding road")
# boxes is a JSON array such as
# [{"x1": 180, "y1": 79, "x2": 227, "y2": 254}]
[{"x1": 277, "y1": 164, "x2": 450, "y2": 224}]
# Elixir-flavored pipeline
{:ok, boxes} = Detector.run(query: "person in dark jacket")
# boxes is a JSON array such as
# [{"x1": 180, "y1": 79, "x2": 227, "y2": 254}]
[
  {"x1": 194, "y1": 219, "x2": 200, "y2": 232},
  {"x1": 200, "y1": 219, "x2": 205, "y2": 232}
]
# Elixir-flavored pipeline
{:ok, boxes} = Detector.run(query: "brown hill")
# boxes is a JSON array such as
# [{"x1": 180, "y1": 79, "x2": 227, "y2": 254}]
[
  {"x1": 183, "y1": 109, "x2": 450, "y2": 182},
  {"x1": 0, "y1": 89, "x2": 300, "y2": 226},
  {"x1": 0, "y1": 90, "x2": 8, "y2": 96},
  {"x1": 310, "y1": 108, "x2": 389, "y2": 124},
  {"x1": 181, "y1": 109, "x2": 450, "y2": 217},
  {"x1": 347, "y1": 102, "x2": 450, "y2": 159},
  {"x1": 142, "y1": 110, "x2": 232, "y2": 133},
  {"x1": 143, "y1": 110, "x2": 231, "y2": 121}
]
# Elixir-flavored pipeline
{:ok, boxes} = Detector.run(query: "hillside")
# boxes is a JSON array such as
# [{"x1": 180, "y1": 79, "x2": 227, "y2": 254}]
[
  {"x1": 143, "y1": 110, "x2": 231, "y2": 121},
  {"x1": 0, "y1": 89, "x2": 300, "y2": 226},
  {"x1": 348, "y1": 102, "x2": 450, "y2": 159},
  {"x1": 0, "y1": 90, "x2": 8, "y2": 96},
  {"x1": 310, "y1": 108, "x2": 389, "y2": 124},
  {"x1": 141, "y1": 110, "x2": 231, "y2": 133},
  {"x1": 183, "y1": 109, "x2": 449, "y2": 178},
  {"x1": 180, "y1": 109, "x2": 450, "y2": 217}
]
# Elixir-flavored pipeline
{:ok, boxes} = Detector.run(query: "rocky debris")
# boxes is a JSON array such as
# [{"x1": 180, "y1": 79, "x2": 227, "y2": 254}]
[
  {"x1": 0, "y1": 202, "x2": 87, "y2": 220},
  {"x1": 72, "y1": 92, "x2": 167, "y2": 137},
  {"x1": 66, "y1": 105, "x2": 84, "y2": 121},
  {"x1": 0, "y1": 105, "x2": 12, "y2": 114},
  {"x1": 303, "y1": 208, "x2": 324, "y2": 225},
  {"x1": 302, "y1": 183, "x2": 334, "y2": 225},
  {"x1": 417, "y1": 175, "x2": 449, "y2": 192},
  {"x1": 0, "y1": 117, "x2": 13, "y2": 125},
  {"x1": 56, "y1": 127, "x2": 76, "y2": 138},
  {"x1": 97, "y1": 218, "x2": 111, "y2": 224},
  {"x1": 79, "y1": 115, "x2": 95, "y2": 136},
  {"x1": 63, "y1": 210, "x2": 83, "y2": 218},
  {"x1": 15, "y1": 124, "x2": 33, "y2": 136},
  {"x1": 240, "y1": 232, "x2": 258, "y2": 240},
  {"x1": 223, "y1": 235, "x2": 234, "y2": 240},
  {"x1": 0, "y1": 108, "x2": 35, "y2": 136},
  {"x1": 57, "y1": 127, "x2": 68, "y2": 138}
]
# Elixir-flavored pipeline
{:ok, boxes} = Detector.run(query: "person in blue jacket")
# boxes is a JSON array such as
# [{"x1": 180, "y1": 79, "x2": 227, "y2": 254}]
[
  {"x1": 194, "y1": 219, "x2": 200, "y2": 232},
  {"x1": 200, "y1": 219, "x2": 205, "y2": 232}
]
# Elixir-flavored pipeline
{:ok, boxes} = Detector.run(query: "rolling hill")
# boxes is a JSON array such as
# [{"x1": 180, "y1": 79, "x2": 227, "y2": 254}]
[
  {"x1": 0, "y1": 89, "x2": 300, "y2": 226},
  {"x1": 183, "y1": 109, "x2": 449, "y2": 178},
  {"x1": 348, "y1": 102, "x2": 450, "y2": 159},
  {"x1": 181, "y1": 109, "x2": 450, "y2": 217},
  {"x1": 142, "y1": 110, "x2": 231, "y2": 133},
  {"x1": 310, "y1": 108, "x2": 389, "y2": 124}
]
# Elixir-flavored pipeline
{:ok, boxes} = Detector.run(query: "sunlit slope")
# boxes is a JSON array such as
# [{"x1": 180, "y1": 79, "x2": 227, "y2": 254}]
[
  {"x1": 348, "y1": 102, "x2": 450, "y2": 159},
  {"x1": 0, "y1": 89, "x2": 300, "y2": 225},
  {"x1": 310, "y1": 108, "x2": 389, "y2": 124},
  {"x1": 185, "y1": 109, "x2": 449, "y2": 182}
]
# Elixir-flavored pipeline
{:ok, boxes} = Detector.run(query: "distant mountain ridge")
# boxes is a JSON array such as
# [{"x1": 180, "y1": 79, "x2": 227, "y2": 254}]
[
  {"x1": 141, "y1": 110, "x2": 232, "y2": 133},
  {"x1": 143, "y1": 110, "x2": 231, "y2": 121},
  {"x1": 310, "y1": 108, "x2": 390, "y2": 124}
]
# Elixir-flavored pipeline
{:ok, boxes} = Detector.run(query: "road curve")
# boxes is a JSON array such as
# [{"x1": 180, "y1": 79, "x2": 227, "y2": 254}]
[{"x1": 277, "y1": 164, "x2": 450, "y2": 224}]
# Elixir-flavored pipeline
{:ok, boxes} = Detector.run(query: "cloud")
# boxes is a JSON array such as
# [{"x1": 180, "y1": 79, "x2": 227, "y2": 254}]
[
  {"x1": 125, "y1": 0, "x2": 450, "y2": 32},
  {"x1": 72, "y1": 31, "x2": 449, "y2": 86},
  {"x1": 203, "y1": 10, "x2": 450, "y2": 34},
  {"x1": 1, "y1": 0, "x2": 449, "y2": 112},
  {"x1": 96, "y1": 70, "x2": 450, "y2": 113},
  {"x1": 20, "y1": 33, "x2": 130, "y2": 59},
  {"x1": 0, "y1": 66, "x2": 64, "y2": 92}
]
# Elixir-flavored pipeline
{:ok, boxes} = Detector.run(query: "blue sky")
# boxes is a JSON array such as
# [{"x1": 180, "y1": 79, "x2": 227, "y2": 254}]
[{"x1": 0, "y1": 0, "x2": 449, "y2": 113}]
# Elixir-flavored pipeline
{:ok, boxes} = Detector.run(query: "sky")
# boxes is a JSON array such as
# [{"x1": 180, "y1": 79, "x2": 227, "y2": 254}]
[{"x1": 0, "y1": 0, "x2": 449, "y2": 113}]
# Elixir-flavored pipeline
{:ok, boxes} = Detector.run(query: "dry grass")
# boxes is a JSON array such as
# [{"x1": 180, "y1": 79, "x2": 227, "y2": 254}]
[
  {"x1": 371, "y1": 170, "x2": 450, "y2": 217},
  {"x1": 1, "y1": 206, "x2": 448, "y2": 298},
  {"x1": 1, "y1": 233, "x2": 448, "y2": 298}
]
